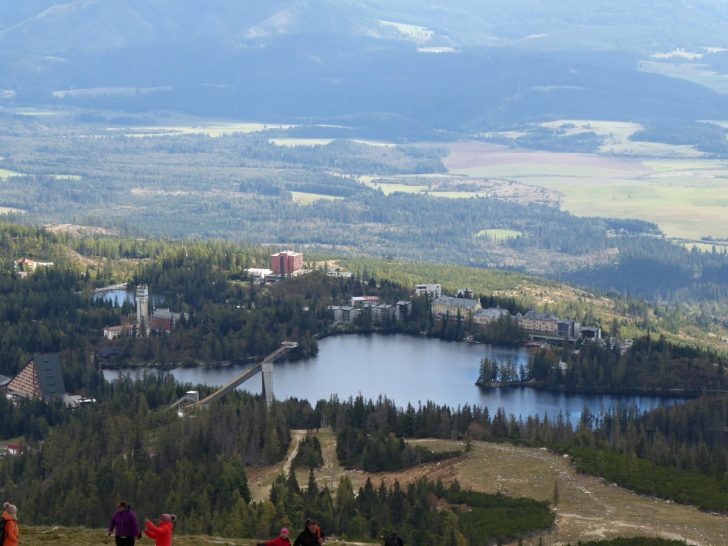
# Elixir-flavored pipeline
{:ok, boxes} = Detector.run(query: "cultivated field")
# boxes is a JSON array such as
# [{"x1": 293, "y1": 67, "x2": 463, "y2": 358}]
[
  {"x1": 117, "y1": 122, "x2": 295, "y2": 138},
  {"x1": 290, "y1": 191, "x2": 343, "y2": 204},
  {"x1": 444, "y1": 141, "x2": 728, "y2": 240},
  {"x1": 249, "y1": 430, "x2": 728, "y2": 546},
  {"x1": 0, "y1": 167, "x2": 22, "y2": 179}
]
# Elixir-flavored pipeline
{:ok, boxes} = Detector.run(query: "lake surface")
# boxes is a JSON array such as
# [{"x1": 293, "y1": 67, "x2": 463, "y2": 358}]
[
  {"x1": 104, "y1": 334, "x2": 681, "y2": 421},
  {"x1": 93, "y1": 288, "x2": 164, "y2": 306}
]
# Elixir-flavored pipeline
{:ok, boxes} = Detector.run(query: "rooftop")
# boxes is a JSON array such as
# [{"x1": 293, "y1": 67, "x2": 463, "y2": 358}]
[{"x1": 434, "y1": 296, "x2": 480, "y2": 309}]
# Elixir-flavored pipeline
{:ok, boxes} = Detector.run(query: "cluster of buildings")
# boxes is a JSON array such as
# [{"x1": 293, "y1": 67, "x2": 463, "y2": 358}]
[
  {"x1": 414, "y1": 283, "x2": 600, "y2": 341},
  {"x1": 327, "y1": 296, "x2": 412, "y2": 325},
  {"x1": 245, "y1": 250, "x2": 307, "y2": 283},
  {"x1": 103, "y1": 285, "x2": 185, "y2": 340},
  {"x1": 14, "y1": 257, "x2": 54, "y2": 278},
  {"x1": 430, "y1": 294, "x2": 600, "y2": 341}
]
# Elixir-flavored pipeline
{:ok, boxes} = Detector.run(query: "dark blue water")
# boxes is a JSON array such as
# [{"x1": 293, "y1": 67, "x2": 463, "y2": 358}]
[
  {"x1": 93, "y1": 288, "x2": 164, "y2": 306},
  {"x1": 104, "y1": 334, "x2": 681, "y2": 421}
]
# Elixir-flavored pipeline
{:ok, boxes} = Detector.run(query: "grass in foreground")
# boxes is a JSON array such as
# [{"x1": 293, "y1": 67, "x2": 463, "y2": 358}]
[{"x1": 18, "y1": 526, "x2": 376, "y2": 545}]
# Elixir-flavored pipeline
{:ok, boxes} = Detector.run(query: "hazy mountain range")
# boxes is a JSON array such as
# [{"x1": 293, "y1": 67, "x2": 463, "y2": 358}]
[{"x1": 2, "y1": 1, "x2": 728, "y2": 135}]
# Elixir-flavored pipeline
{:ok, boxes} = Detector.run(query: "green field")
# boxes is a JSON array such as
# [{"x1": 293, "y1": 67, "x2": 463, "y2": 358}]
[
  {"x1": 120, "y1": 122, "x2": 295, "y2": 138},
  {"x1": 362, "y1": 180, "x2": 429, "y2": 195},
  {"x1": 269, "y1": 137, "x2": 334, "y2": 147},
  {"x1": 290, "y1": 191, "x2": 343, "y2": 204},
  {"x1": 0, "y1": 168, "x2": 22, "y2": 179},
  {"x1": 445, "y1": 141, "x2": 728, "y2": 240},
  {"x1": 474, "y1": 228, "x2": 523, "y2": 241},
  {"x1": 50, "y1": 174, "x2": 82, "y2": 181},
  {"x1": 428, "y1": 190, "x2": 490, "y2": 198}
]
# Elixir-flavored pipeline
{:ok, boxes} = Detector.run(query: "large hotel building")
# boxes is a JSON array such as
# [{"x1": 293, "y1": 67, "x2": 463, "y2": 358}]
[{"x1": 270, "y1": 251, "x2": 303, "y2": 275}]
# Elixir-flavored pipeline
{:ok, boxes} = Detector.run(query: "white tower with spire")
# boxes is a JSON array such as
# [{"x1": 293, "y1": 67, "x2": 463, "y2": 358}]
[{"x1": 135, "y1": 285, "x2": 149, "y2": 330}]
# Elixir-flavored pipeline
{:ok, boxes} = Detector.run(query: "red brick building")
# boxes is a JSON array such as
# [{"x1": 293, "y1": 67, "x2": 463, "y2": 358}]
[{"x1": 270, "y1": 251, "x2": 303, "y2": 275}]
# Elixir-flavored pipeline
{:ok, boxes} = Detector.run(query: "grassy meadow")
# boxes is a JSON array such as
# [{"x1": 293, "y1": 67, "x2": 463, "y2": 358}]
[
  {"x1": 0, "y1": 168, "x2": 23, "y2": 179},
  {"x1": 248, "y1": 430, "x2": 726, "y2": 546},
  {"x1": 444, "y1": 140, "x2": 728, "y2": 240},
  {"x1": 16, "y1": 526, "x2": 376, "y2": 546},
  {"x1": 474, "y1": 228, "x2": 523, "y2": 241},
  {"x1": 290, "y1": 191, "x2": 343, "y2": 204}
]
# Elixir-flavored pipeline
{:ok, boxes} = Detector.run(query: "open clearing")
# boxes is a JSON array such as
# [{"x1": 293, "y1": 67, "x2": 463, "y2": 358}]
[
  {"x1": 362, "y1": 180, "x2": 429, "y2": 195},
  {"x1": 117, "y1": 122, "x2": 294, "y2": 138},
  {"x1": 290, "y1": 191, "x2": 343, "y2": 204},
  {"x1": 475, "y1": 228, "x2": 523, "y2": 241},
  {"x1": 0, "y1": 167, "x2": 23, "y2": 179},
  {"x1": 269, "y1": 138, "x2": 334, "y2": 147},
  {"x1": 445, "y1": 141, "x2": 728, "y2": 240},
  {"x1": 249, "y1": 430, "x2": 727, "y2": 545},
  {"x1": 0, "y1": 206, "x2": 25, "y2": 214}
]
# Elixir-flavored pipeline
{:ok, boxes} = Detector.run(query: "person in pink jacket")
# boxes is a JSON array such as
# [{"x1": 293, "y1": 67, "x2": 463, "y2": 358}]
[
  {"x1": 257, "y1": 527, "x2": 292, "y2": 546},
  {"x1": 144, "y1": 514, "x2": 176, "y2": 546}
]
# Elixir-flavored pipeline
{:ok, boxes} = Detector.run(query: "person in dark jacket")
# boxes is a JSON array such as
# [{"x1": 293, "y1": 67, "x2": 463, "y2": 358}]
[
  {"x1": 107, "y1": 500, "x2": 141, "y2": 546},
  {"x1": 384, "y1": 531, "x2": 404, "y2": 546},
  {"x1": 293, "y1": 519, "x2": 324, "y2": 546}
]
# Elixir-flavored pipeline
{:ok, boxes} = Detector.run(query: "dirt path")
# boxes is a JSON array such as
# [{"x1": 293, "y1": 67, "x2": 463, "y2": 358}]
[
  {"x1": 247, "y1": 432, "x2": 728, "y2": 545},
  {"x1": 248, "y1": 429, "x2": 306, "y2": 501}
]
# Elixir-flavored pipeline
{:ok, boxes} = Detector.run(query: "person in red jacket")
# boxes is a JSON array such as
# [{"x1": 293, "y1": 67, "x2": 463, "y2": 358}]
[
  {"x1": 144, "y1": 513, "x2": 176, "y2": 546},
  {"x1": 2, "y1": 502, "x2": 19, "y2": 546},
  {"x1": 257, "y1": 527, "x2": 292, "y2": 546}
]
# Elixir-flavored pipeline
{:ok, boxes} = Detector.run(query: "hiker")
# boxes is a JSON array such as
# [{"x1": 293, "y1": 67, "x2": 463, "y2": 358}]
[
  {"x1": 144, "y1": 513, "x2": 176, "y2": 546},
  {"x1": 257, "y1": 527, "x2": 292, "y2": 546},
  {"x1": 1, "y1": 502, "x2": 19, "y2": 546},
  {"x1": 384, "y1": 531, "x2": 404, "y2": 546},
  {"x1": 293, "y1": 518, "x2": 325, "y2": 545},
  {"x1": 107, "y1": 500, "x2": 142, "y2": 546}
]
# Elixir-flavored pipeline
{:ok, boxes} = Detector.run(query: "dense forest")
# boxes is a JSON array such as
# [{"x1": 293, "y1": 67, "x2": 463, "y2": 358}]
[
  {"x1": 314, "y1": 394, "x2": 728, "y2": 512},
  {"x1": 523, "y1": 335, "x2": 728, "y2": 394},
  {"x1": 630, "y1": 120, "x2": 728, "y2": 157},
  {"x1": 0, "y1": 376, "x2": 291, "y2": 532},
  {"x1": 0, "y1": 379, "x2": 553, "y2": 544},
  {"x1": 1, "y1": 219, "x2": 727, "y2": 527},
  {"x1": 2, "y1": 117, "x2": 728, "y2": 321}
]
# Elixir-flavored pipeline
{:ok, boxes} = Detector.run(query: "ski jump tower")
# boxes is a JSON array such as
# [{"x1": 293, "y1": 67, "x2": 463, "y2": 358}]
[{"x1": 173, "y1": 341, "x2": 298, "y2": 414}]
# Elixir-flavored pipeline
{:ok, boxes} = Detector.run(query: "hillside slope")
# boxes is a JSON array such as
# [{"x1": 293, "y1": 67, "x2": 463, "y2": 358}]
[{"x1": 246, "y1": 431, "x2": 727, "y2": 545}]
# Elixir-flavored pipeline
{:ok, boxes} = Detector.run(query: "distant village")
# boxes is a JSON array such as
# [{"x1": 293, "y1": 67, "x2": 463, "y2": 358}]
[
  {"x1": 2, "y1": 249, "x2": 603, "y2": 423},
  {"x1": 101, "y1": 285, "x2": 186, "y2": 340},
  {"x1": 327, "y1": 281, "x2": 602, "y2": 343}
]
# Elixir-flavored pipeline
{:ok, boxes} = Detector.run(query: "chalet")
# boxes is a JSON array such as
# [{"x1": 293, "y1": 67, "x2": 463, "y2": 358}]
[
  {"x1": 15, "y1": 258, "x2": 54, "y2": 273},
  {"x1": 1, "y1": 444, "x2": 21, "y2": 456},
  {"x1": 103, "y1": 324, "x2": 135, "y2": 340},
  {"x1": 432, "y1": 296, "x2": 482, "y2": 320},
  {"x1": 5, "y1": 353, "x2": 66, "y2": 403},
  {"x1": 517, "y1": 311, "x2": 559, "y2": 336},
  {"x1": 414, "y1": 284, "x2": 441, "y2": 298},
  {"x1": 350, "y1": 296, "x2": 380, "y2": 307},
  {"x1": 472, "y1": 307, "x2": 510, "y2": 326}
]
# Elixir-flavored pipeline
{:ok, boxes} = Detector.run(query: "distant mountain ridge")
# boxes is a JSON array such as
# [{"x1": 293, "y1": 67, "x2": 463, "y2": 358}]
[
  {"x1": 3, "y1": 0, "x2": 728, "y2": 54},
  {"x1": 2, "y1": 1, "x2": 728, "y2": 136}
]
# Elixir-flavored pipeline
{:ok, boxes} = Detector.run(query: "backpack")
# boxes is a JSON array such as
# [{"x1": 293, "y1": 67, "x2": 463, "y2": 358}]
[{"x1": 384, "y1": 533, "x2": 400, "y2": 546}]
